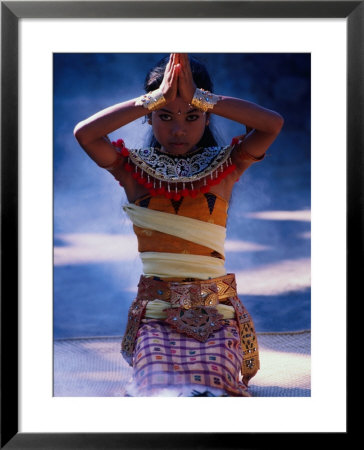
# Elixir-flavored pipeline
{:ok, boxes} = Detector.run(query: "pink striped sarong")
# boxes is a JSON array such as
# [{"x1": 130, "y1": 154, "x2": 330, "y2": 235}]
[{"x1": 126, "y1": 318, "x2": 251, "y2": 397}]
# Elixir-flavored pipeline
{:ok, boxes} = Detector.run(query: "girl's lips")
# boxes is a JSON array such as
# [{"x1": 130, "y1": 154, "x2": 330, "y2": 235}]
[
  {"x1": 166, "y1": 142, "x2": 193, "y2": 153},
  {"x1": 169, "y1": 143, "x2": 189, "y2": 150}
]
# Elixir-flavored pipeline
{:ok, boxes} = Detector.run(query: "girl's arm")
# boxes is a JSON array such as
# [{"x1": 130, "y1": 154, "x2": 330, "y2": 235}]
[
  {"x1": 73, "y1": 99, "x2": 148, "y2": 168},
  {"x1": 73, "y1": 54, "x2": 180, "y2": 169},
  {"x1": 211, "y1": 96, "x2": 284, "y2": 173}
]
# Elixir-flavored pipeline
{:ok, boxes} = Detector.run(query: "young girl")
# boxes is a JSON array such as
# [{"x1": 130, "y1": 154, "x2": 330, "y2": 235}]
[{"x1": 74, "y1": 53, "x2": 284, "y2": 397}]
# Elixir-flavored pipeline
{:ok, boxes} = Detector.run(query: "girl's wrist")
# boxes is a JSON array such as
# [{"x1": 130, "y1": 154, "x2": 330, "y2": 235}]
[
  {"x1": 135, "y1": 89, "x2": 167, "y2": 111},
  {"x1": 191, "y1": 88, "x2": 222, "y2": 112}
]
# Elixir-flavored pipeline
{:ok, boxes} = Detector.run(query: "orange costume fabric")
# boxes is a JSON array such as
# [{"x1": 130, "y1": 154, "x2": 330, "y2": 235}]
[{"x1": 133, "y1": 192, "x2": 227, "y2": 260}]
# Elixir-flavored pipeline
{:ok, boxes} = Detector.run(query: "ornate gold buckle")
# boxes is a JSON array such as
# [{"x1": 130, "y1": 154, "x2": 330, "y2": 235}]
[{"x1": 165, "y1": 306, "x2": 224, "y2": 342}]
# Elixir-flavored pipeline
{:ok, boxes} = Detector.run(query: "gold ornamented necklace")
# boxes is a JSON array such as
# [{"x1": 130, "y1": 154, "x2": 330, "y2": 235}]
[{"x1": 112, "y1": 139, "x2": 238, "y2": 200}]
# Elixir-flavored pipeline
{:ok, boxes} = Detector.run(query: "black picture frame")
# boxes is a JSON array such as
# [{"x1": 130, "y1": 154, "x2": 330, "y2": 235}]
[{"x1": 1, "y1": 1, "x2": 359, "y2": 448}]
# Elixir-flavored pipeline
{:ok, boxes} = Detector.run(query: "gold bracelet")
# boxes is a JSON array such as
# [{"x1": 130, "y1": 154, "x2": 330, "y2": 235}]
[
  {"x1": 191, "y1": 88, "x2": 221, "y2": 112},
  {"x1": 135, "y1": 89, "x2": 167, "y2": 111}
]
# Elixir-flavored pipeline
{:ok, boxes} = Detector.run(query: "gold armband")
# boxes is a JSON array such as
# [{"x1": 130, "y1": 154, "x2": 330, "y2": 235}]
[
  {"x1": 135, "y1": 89, "x2": 166, "y2": 111},
  {"x1": 191, "y1": 88, "x2": 221, "y2": 112}
]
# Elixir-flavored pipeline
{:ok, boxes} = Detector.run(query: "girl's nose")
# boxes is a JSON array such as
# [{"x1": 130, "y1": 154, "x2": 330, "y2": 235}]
[{"x1": 172, "y1": 123, "x2": 186, "y2": 137}]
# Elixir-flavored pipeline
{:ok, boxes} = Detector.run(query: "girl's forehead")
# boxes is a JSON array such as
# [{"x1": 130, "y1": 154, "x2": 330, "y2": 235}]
[
  {"x1": 160, "y1": 97, "x2": 200, "y2": 114},
  {"x1": 158, "y1": 106, "x2": 202, "y2": 115}
]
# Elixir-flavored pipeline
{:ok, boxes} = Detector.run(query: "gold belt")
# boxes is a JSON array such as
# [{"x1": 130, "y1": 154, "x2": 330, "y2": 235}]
[{"x1": 136, "y1": 273, "x2": 237, "y2": 308}]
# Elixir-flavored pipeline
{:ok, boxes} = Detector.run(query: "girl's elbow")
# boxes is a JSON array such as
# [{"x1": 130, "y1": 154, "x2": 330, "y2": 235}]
[
  {"x1": 73, "y1": 122, "x2": 87, "y2": 146},
  {"x1": 273, "y1": 113, "x2": 284, "y2": 134}
]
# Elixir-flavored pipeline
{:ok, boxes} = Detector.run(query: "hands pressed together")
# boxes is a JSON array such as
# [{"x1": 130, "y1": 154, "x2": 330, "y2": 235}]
[{"x1": 159, "y1": 53, "x2": 197, "y2": 104}]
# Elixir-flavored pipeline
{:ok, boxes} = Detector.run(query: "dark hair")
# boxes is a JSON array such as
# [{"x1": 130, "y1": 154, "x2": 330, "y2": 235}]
[{"x1": 144, "y1": 55, "x2": 219, "y2": 149}]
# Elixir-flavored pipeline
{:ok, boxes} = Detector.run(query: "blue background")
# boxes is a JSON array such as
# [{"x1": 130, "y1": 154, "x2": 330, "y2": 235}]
[{"x1": 53, "y1": 53, "x2": 311, "y2": 339}]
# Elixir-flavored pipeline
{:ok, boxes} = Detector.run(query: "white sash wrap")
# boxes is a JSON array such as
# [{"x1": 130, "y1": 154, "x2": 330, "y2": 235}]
[
  {"x1": 140, "y1": 252, "x2": 226, "y2": 279},
  {"x1": 123, "y1": 203, "x2": 227, "y2": 279}
]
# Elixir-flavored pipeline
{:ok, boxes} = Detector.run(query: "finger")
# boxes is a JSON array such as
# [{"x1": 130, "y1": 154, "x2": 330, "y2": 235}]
[
  {"x1": 169, "y1": 64, "x2": 177, "y2": 85},
  {"x1": 166, "y1": 55, "x2": 176, "y2": 81},
  {"x1": 184, "y1": 54, "x2": 192, "y2": 73},
  {"x1": 172, "y1": 63, "x2": 181, "y2": 82},
  {"x1": 180, "y1": 63, "x2": 190, "y2": 82},
  {"x1": 163, "y1": 59, "x2": 172, "y2": 82},
  {"x1": 171, "y1": 65, "x2": 180, "y2": 94},
  {"x1": 182, "y1": 53, "x2": 189, "y2": 67},
  {"x1": 173, "y1": 53, "x2": 179, "y2": 65},
  {"x1": 174, "y1": 53, "x2": 180, "y2": 67},
  {"x1": 174, "y1": 55, "x2": 181, "y2": 73},
  {"x1": 179, "y1": 55, "x2": 189, "y2": 77},
  {"x1": 178, "y1": 62, "x2": 184, "y2": 77},
  {"x1": 180, "y1": 58, "x2": 188, "y2": 76},
  {"x1": 166, "y1": 53, "x2": 173, "y2": 70},
  {"x1": 167, "y1": 53, "x2": 176, "y2": 73}
]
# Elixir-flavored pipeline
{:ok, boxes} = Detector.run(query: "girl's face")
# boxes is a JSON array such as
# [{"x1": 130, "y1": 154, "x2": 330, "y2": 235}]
[{"x1": 151, "y1": 96, "x2": 208, "y2": 154}]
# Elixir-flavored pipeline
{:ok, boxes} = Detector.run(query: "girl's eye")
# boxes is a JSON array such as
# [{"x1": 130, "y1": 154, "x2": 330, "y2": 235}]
[
  {"x1": 159, "y1": 114, "x2": 172, "y2": 121},
  {"x1": 186, "y1": 114, "x2": 199, "y2": 121}
]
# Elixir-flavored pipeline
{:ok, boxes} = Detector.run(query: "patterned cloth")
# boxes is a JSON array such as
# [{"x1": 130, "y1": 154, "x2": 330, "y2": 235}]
[{"x1": 127, "y1": 318, "x2": 251, "y2": 397}]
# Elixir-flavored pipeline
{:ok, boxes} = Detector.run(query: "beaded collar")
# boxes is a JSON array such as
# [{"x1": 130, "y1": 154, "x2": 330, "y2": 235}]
[
  {"x1": 129, "y1": 145, "x2": 233, "y2": 183},
  {"x1": 111, "y1": 139, "x2": 237, "y2": 200}
]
